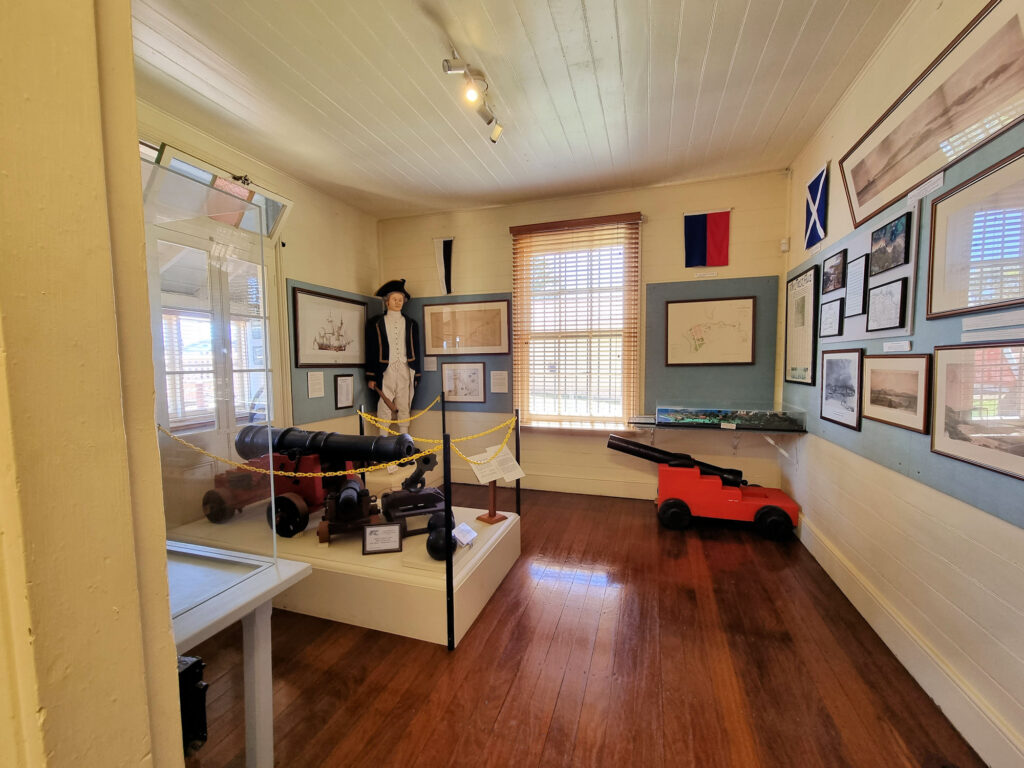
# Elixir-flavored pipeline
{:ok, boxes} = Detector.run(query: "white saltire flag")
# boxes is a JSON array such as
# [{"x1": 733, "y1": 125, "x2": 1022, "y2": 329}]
[{"x1": 805, "y1": 165, "x2": 828, "y2": 249}]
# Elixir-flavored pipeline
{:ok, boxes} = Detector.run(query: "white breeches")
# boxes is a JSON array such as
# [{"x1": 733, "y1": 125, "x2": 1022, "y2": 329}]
[{"x1": 378, "y1": 363, "x2": 416, "y2": 434}]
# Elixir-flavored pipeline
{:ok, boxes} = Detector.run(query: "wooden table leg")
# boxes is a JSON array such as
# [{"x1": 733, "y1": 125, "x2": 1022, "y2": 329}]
[{"x1": 242, "y1": 601, "x2": 274, "y2": 768}]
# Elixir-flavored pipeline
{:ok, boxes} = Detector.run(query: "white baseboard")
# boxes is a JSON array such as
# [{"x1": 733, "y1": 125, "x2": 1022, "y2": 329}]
[{"x1": 799, "y1": 516, "x2": 1024, "y2": 768}]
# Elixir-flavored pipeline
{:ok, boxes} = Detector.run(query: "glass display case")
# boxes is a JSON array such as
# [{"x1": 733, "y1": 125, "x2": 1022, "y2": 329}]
[
  {"x1": 142, "y1": 158, "x2": 279, "y2": 613},
  {"x1": 642, "y1": 402, "x2": 807, "y2": 432}
]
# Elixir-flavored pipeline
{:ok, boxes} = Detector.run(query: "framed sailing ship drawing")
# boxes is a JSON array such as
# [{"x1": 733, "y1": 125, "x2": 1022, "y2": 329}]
[{"x1": 293, "y1": 287, "x2": 366, "y2": 367}]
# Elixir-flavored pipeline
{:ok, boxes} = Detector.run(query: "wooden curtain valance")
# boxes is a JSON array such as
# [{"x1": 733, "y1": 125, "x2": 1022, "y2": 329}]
[{"x1": 509, "y1": 211, "x2": 643, "y2": 236}]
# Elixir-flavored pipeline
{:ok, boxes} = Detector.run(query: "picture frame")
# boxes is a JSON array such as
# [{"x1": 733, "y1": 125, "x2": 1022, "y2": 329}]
[
  {"x1": 441, "y1": 362, "x2": 486, "y2": 403},
  {"x1": 822, "y1": 249, "x2": 847, "y2": 293},
  {"x1": 362, "y1": 523, "x2": 403, "y2": 555},
  {"x1": 819, "y1": 298, "x2": 844, "y2": 338},
  {"x1": 422, "y1": 300, "x2": 510, "y2": 355},
  {"x1": 866, "y1": 277, "x2": 909, "y2": 332},
  {"x1": 932, "y1": 341, "x2": 1024, "y2": 480},
  {"x1": 863, "y1": 354, "x2": 931, "y2": 433},
  {"x1": 927, "y1": 147, "x2": 1024, "y2": 318},
  {"x1": 665, "y1": 296, "x2": 756, "y2": 366},
  {"x1": 838, "y1": 1, "x2": 1024, "y2": 227},
  {"x1": 785, "y1": 265, "x2": 819, "y2": 385},
  {"x1": 334, "y1": 374, "x2": 354, "y2": 410},
  {"x1": 844, "y1": 254, "x2": 868, "y2": 317},
  {"x1": 868, "y1": 212, "x2": 911, "y2": 277},
  {"x1": 820, "y1": 348, "x2": 863, "y2": 430},
  {"x1": 292, "y1": 287, "x2": 366, "y2": 367}
]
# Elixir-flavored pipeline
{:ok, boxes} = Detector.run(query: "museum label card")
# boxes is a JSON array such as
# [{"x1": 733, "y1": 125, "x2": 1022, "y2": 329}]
[
  {"x1": 307, "y1": 371, "x2": 325, "y2": 398},
  {"x1": 490, "y1": 370, "x2": 509, "y2": 393}
]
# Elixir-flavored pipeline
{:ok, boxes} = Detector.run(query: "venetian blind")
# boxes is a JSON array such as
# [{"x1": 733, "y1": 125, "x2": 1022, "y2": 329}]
[{"x1": 511, "y1": 212, "x2": 641, "y2": 429}]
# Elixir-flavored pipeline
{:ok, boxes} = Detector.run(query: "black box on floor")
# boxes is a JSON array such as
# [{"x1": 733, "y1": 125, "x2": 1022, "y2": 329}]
[{"x1": 177, "y1": 655, "x2": 209, "y2": 757}]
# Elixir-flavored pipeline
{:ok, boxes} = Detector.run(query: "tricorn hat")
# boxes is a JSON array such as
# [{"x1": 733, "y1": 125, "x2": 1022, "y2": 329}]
[{"x1": 375, "y1": 278, "x2": 410, "y2": 301}]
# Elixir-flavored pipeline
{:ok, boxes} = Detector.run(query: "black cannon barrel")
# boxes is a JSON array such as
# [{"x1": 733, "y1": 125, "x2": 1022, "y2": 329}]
[
  {"x1": 607, "y1": 434, "x2": 746, "y2": 487},
  {"x1": 236, "y1": 425, "x2": 415, "y2": 463}
]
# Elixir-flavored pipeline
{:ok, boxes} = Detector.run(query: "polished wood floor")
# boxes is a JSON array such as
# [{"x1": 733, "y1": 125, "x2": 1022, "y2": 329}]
[{"x1": 185, "y1": 486, "x2": 985, "y2": 768}]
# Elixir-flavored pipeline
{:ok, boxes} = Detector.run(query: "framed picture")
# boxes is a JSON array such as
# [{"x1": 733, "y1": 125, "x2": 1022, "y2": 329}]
[
  {"x1": 838, "y1": 2, "x2": 1024, "y2": 227},
  {"x1": 822, "y1": 249, "x2": 847, "y2": 293},
  {"x1": 293, "y1": 287, "x2": 366, "y2": 367},
  {"x1": 932, "y1": 341, "x2": 1024, "y2": 480},
  {"x1": 821, "y1": 348, "x2": 863, "y2": 430},
  {"x1": 665, "y1": 296, "x2": 755, "y2": 365},
  {"x1": 362, "y1": 523, "x2": 403, "y2": 555},
  {"x1": 868, "y1": 212, "x2": 911, "y2": 277},
  {"x1": 928, "y1": 147, "x2": 1024, "y2": 318},
  {"x1": 819, "y1": 298, "x2": 844, "y2": 338},
  {"x1": 845, "y1": 254, "x2": 868, "y2": 316},
  {"x1": 334, "y1": 374, "x2": 354, "y2": 410},
  {"x1": 422, "y1": 300, "x2": 510, "y2": 355},
  {"x1": 866, "y1": 277, "x2": 908, "y2": 332},
  {"x1": 442, "y1": 362, "x2": 485, "y2": 403},
  {"x1": 785, "y1": 266, "x2": 819, "y2": 385},
  {"x1": 863, "y1": 354, "x2": 931, "y2": 433}
]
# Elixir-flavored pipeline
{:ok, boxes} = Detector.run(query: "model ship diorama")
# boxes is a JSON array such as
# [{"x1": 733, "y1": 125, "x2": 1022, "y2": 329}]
[{"x1": 655, "y1": 405, "x2": 806, "y2": 432}]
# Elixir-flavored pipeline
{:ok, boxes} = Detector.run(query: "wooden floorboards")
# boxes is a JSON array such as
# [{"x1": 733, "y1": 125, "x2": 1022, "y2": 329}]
[{"x1": 184, "y1": 485, "x2": 986, "y2": 768}]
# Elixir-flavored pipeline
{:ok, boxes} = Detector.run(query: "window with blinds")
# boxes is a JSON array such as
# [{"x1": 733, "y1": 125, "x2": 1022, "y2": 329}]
[{"x1": 511, "y1": 213, "x2": 641, "y2": 429}]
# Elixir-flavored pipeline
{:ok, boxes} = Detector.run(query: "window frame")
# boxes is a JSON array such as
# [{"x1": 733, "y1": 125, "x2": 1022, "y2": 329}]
[{"x1": 510, "y1": 212, "x2": 642, "y2": 431}]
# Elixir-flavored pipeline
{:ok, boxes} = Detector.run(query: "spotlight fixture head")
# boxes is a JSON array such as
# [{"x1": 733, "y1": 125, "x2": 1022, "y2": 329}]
[
  {"x1": 475, "y1": 100, "x2": 494, "y2": 125},
  {"x1": 463, "y1": 71, "x2": 487, "y2": 103},
  {"x1": 442, "y1": 58, "x2": 466, "y2": 75},
  {"x1": 489, "y1": 122, "x2": 503, "y2": 144}
]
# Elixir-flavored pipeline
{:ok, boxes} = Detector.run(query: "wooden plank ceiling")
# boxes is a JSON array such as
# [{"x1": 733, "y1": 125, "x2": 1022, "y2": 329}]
[{"x1": 132, "y1": 0, "x2": 911, "y2": 219}]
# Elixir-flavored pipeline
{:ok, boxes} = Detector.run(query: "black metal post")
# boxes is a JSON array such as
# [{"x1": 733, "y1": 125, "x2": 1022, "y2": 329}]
[
  {"x1": 514, "y1": 407, "x2": 522, "y2": 518},
  {"x1": 443, "y1": 433, "x2": 455, "y2": 651},
  {"x1": 441, "y1": 391, "x2": 447, "y2": 436},
  {"x1": 358, "y1": 401, "x2": 367, "y2": 485}
]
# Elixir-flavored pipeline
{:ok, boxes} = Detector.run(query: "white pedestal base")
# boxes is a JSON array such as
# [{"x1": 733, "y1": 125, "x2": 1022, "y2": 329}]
[{"x1": 169, "y1": 506, "x2": 520, "y2": 646}]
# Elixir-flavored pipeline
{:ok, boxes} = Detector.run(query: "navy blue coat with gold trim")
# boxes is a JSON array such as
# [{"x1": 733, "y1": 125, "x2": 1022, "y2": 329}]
[{"x1": 364, "y1": 313, "x2": 422, "y2": 389}]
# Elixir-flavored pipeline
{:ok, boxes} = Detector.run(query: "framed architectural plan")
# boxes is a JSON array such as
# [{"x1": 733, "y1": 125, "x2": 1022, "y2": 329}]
[
  {"x1": 785, "y1": 265, "x2": 819, "y2": 385},
  {"x1": 293, "y1": 287, "x2": 366, "y2": 367},
  {"x1": 821, "y1": 348, "x2": 863, "y2": 430},
  {"x1": 932, "y1": 341, "x2": 1024, "y2": 479},
  {"x1": 928, "y1": 147, "x2": 1024, "y2": 318},
  {"x1": 442, "y1": 362, "x2": 485, "y2": 403},
  {"x1": 819, "y1": 298, "x2": 844, "y2": 338},
  {"x1": 863, "y1": 354, "x2": 931, "y2": 433},
  {"x1": 839, "y1": 1, "x2": 1024, "y2": 226},
  {"x1": 665, "y1": 297, "x2": 755, "y2": 365},
  {"x1": 423, "y1": 300, "x2": 510, "y2": 355},
  {"x1": 866, "y1": 278, "x2": 908, "y2": 331}
]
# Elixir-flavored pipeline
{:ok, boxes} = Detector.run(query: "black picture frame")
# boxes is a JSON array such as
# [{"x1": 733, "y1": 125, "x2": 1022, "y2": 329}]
[
  {"x1": 820, "y1": 348, "x2": 863, "y2": 431},
  {"x1": 819, "y1": 298, "x2": 845, "y2": 338},
  {"x1": 866, "y1": 277, "x2": 908, "y2": 332},
  {"x1": 784, "y1": 265, "x2": 819, "y2": 386},
  {"x1": 844, "y1": 254, "x2": 868, "y2": 317},
  {"x1": 334, "y1": 374, "x2": 354, "y2": 410},
  {"x1": 362, "y1": 523, "x2": 403, "y2": 555},
  {"x1": 868, "y1": 212, "x2": 912, "y2": 277},
  {"x1": 822, "y1": 249, "x2": 847, "y2": 293}
]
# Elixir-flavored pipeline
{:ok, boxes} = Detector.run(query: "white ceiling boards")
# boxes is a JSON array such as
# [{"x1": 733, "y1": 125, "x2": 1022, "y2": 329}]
[{"x1": 131, "y1": 0, "x2": 912, "y2": 218}]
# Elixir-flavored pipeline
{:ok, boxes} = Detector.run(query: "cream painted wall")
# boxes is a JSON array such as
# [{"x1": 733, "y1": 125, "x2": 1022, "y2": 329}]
[
  {"x1": 2, "y1": 0, "x2": 180, "y2": 764},
  {"x1": 378, "y1": 171, "x2": 789, "y2": 497},
  {"x1": 784, "y1": 1, "x2": 1023, "y2": 765}
]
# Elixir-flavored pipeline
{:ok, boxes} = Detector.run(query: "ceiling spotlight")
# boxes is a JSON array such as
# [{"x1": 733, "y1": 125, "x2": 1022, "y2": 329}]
[
  {"x1": 489, "y1": 122, "x2": 503, "y2": 144},
  {"x1": 441, "y1": 58, "x2": 466, "y2": 75},
  {"x1": 463, "y1": 73, "x2": 487, "y2": 103},
  {"x1": 475, "y1": 100, "x2": 494, "y2": 124}
]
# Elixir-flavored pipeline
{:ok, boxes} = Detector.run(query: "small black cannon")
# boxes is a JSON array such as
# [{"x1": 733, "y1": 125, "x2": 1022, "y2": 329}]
[
  {"x1": 203, "y1": 425, "x2": 425, "y2": 542},
  {"x1": 606, "y1": 434, "x2": 747, "y2": 487}
]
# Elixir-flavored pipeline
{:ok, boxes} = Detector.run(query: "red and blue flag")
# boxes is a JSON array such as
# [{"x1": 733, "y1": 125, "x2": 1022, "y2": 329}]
[{"x1": 684, "y1": 210, "x2": 730, "y2": 267}]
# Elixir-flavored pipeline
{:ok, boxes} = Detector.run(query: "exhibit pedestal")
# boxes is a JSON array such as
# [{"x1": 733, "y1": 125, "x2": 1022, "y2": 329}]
[{"x1": 168, "y1": 506, "x2": 520, "y2": 646}]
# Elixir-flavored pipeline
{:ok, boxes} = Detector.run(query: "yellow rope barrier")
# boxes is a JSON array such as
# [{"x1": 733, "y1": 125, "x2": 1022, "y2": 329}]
[
  {"x1": 361, "y1": 394, "x2": 441, "y2": 425},
  {"x1": 155, "y1": 412, "x2": 517, "y2": 476}
]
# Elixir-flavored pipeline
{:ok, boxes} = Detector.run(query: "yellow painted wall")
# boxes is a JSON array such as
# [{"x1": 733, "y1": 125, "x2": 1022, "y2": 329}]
[
  {"x1": 784, "y1": 1, "x2": 1024, "y2": 765},
  {"x1": 1, "y1": 0, "x2": 180, "y2": 764},
  {"x1": 379, "y1": 171, "x2": 790, "y2": 496}
]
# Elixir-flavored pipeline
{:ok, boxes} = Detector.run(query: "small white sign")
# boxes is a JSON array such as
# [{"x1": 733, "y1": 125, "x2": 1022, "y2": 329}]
[
  {"x1": 453, "y1": 522, "x2": 477, "y2": 547},
  {"x1": 490, "y1": 370, "x2": 509, "y2": 393},
  {"x1": 307, "y1": 371, "x2": 325, "y2": 398},
  {"x1": 883, "y1": 341, "x2": 912, "y2": 352},
  {"x1": 907, "y1": 172, "x2": 943, "y2": 203},
  {"x1": 423, "y1": 356, "x2": 438, "y2": 372}
]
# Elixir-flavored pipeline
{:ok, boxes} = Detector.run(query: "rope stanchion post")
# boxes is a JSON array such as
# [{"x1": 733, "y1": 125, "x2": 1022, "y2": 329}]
[
  {"x1": 441, "y1": 391, "x2": 447, "y2": 436},
  {"x1": 514, "y1": 408, "x2": 522, "y2": 517},
  {"x1": 443, "y1": 433, "x2": 455, "y2": 651}
]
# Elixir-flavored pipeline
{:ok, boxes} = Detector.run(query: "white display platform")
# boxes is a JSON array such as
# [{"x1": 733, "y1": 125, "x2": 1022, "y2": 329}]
[{"x1": 168, "y1": 506, "x2": 520, "y2": 646}]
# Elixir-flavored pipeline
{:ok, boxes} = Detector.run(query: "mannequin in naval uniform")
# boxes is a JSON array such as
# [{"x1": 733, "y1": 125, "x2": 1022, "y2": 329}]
[{"x1": 364, "y1": 279, "x2": 421, "y2": 434}]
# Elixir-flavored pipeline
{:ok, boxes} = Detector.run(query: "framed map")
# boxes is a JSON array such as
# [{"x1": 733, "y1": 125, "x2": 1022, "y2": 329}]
[
  {"x1": 666, "y1": 297, "x2": 755, "y2": 366},
  {"x1": 423, "y1": 300, "x2": 510, "y2": 355}
]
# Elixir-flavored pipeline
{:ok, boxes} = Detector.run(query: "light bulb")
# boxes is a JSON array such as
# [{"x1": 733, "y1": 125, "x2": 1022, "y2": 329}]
[{"x1": 464, "y1": 83, "x2": 479, "y2": 102}]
